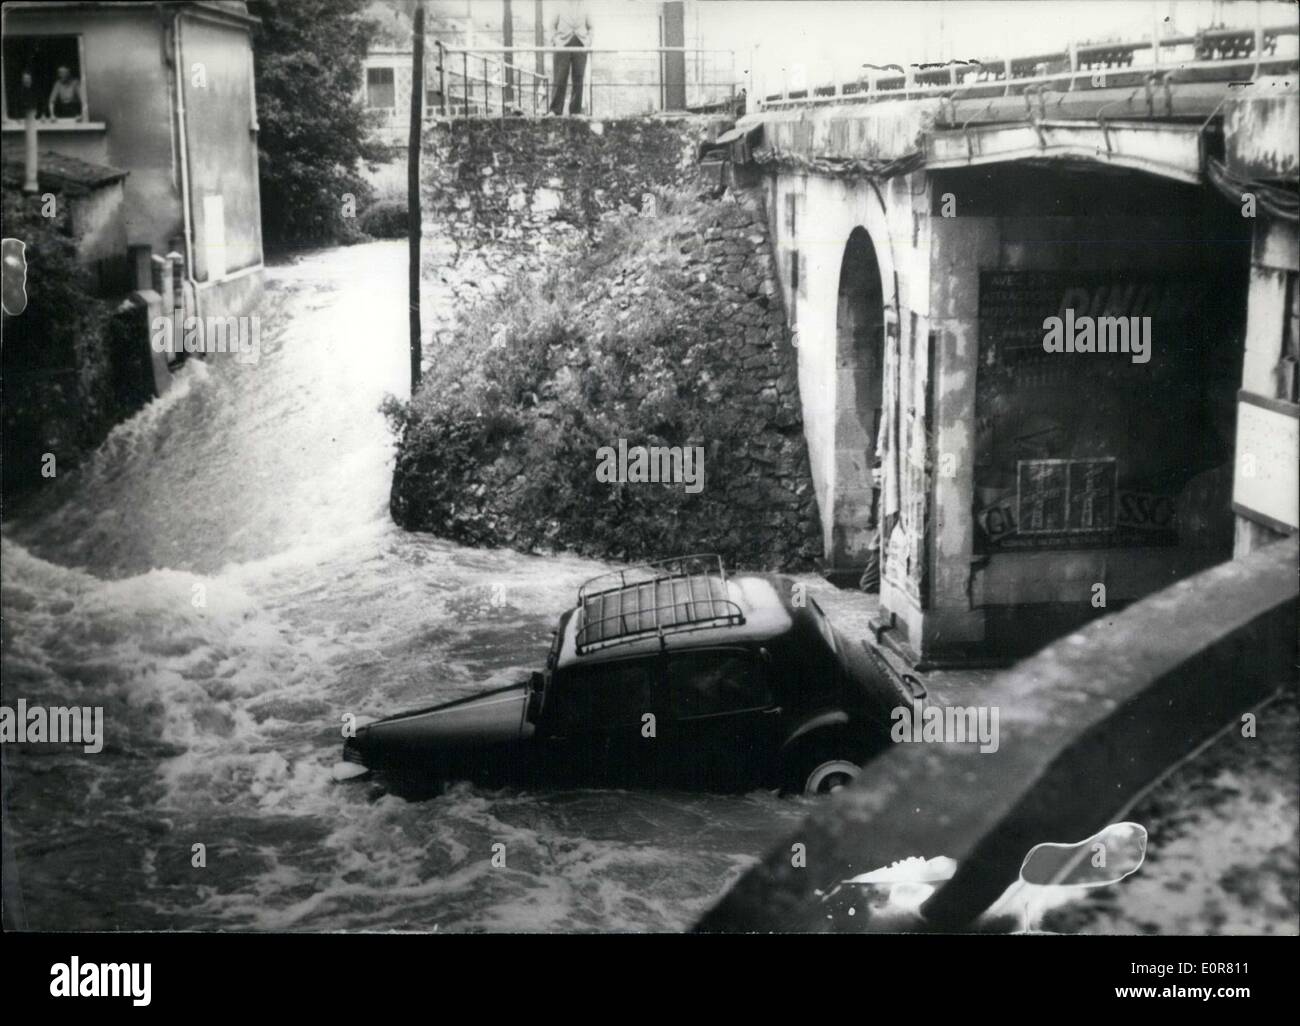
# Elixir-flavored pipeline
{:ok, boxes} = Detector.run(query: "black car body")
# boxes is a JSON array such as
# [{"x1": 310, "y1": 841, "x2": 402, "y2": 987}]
[{"x1": 342, "y1": 556, "x2": 912, "y2": 794}]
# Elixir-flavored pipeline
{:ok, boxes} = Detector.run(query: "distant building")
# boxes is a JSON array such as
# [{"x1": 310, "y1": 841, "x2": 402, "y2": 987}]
[
  {"x1": 0, "y1": 0, "x2": 264, "y2": 317},
  {"x1": 360, "y1": 0, "x2": 737, "y2": 141}
]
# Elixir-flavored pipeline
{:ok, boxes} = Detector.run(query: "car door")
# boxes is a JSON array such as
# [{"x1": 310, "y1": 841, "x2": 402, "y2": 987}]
[
  {"x1": 541, "y1": 654, "x2": 664, "y2": 786},
  {"x1": 664, "y1": 647, "x2": 780, "y2": 789}
]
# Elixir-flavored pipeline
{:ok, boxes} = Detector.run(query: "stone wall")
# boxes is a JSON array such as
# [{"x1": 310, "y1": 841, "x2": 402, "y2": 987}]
[
  {"x1": 420, "y1": 117, "x2": 706, "y2": 337},
  {"x1": 392, "y1": 116, "x2": 823, "y2": 570}
]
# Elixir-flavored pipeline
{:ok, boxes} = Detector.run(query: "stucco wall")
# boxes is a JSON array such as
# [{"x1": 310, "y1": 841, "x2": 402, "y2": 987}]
[
  {"x1": 0, "y1": 6, "x2": 263, "y2": 300},
  {"x1": 1, "y1": 6, "x2": 180, "y2": 257},
  {"x1": 764, "y1": 166, "x2": 931, "y2": 648},
  {"x1": 180, "y1": 14, "x2": 263, "y2": 279}
]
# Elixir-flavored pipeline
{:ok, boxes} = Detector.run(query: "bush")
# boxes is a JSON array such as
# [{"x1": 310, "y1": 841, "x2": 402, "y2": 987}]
[
  {"x1": 2, "y1": 187, "x2": 117, "y2": 496},
  {"x1": 359, "y1": 198, "x2": 410, "y2": 239},
  {"x1": 248, "y1": 0, "x2": 383, "y2": 248},
  {"x1": 390, "y1": 190, "x2": 816, "y2": 569}
]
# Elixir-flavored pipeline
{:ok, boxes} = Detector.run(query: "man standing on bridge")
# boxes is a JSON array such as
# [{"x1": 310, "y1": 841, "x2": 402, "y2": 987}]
[{"x1": 548, "y1": 1, "x2": 592, "y2": 116}]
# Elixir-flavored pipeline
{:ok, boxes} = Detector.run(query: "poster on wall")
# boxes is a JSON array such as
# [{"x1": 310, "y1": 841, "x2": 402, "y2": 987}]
[
  {"x1": 1231, "y1": 391, "x2": 1300, "y2": 534},
  {"x1": 883, "y1": 315, "x2": 931, "y2": 605},
  {"x1": 974, "y1": 270, "x2": 1232, "y2": 554}
]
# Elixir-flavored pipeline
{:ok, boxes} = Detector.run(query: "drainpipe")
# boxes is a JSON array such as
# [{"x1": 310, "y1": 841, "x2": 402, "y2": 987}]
[
  {"x1": 170, "y1": 7, "x2": 202, "y2": 326},
  {"x1": 21, "y1": 72, "x2": 39, "y2": 194}
]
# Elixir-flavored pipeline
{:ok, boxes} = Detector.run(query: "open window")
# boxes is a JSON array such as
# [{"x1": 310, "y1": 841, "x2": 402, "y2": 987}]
[
  {"x1": 3, "y1": 35, "x2": 87, "y2": 123},
  {"x1": 365, "y1": 66, "x2": 396, "y2": 109}
]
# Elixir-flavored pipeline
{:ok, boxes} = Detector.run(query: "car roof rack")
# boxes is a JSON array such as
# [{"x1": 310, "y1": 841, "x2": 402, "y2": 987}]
[{"x1": 575, "y1": 554, "x2": 746, "y2": 655}]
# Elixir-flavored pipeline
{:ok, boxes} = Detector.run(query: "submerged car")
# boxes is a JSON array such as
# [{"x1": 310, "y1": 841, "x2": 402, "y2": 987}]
[{"x1": 340, "y1": 555, "x2": 914, "y2": 795}]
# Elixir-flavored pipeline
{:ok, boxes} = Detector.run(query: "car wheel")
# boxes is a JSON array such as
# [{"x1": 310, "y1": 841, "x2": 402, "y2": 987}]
[
  {"x1": 802, "y1": 758, "x2": 860, "y2": 795},
  {"x1": 783, "y1": 739, "x2": 863, "y2": 796}
]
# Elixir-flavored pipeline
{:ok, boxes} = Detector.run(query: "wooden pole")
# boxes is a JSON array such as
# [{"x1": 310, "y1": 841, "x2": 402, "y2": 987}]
[
  {"x1": 21, "y1": 71, "x2": 38, "y2": 194},
  {"x1": 534, "y1": 0, "x2": 544, "y2": 79},
  {"x1": 503, "y1": 0, "x2": 514, "y2": 107},
  {"x1": 408, "y1": 0, "x2": 425, "y2": 394}
]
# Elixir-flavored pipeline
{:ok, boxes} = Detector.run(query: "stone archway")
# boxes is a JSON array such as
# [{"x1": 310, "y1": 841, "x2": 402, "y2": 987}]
[{"x1": 830, "y1": 226, "x2": 886, "y2": 570}]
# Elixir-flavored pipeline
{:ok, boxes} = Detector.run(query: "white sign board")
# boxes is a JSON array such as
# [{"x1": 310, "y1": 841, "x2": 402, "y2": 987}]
[
  {"x1": 203, "y1": 194, "x2": 227, "y2": 281},
  {"x1": 1233, "y1": 392, "x2": 1299, "y2": 533}
]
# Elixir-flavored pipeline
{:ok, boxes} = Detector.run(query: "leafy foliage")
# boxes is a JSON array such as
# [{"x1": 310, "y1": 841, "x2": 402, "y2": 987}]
[
  {"x1": 1, "y1": 188, "x2": 113, "y2": 374},
  {"x1": 248, "y1": 0, "x2": 384, "y2": 247},
  {"x1": 392, "y1": 194, "x2": 772, "y2": 564},
  {"x1": 2, "y1": 187, "x2": 118, "y2": 496},
  {"x1": 359, "y1": 198, "x2": 410, "y2": 239}
]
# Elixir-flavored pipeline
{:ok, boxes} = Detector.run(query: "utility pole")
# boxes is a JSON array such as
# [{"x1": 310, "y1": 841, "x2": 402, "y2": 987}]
[
  {"x1": 408, "y1": 0, "x2": 425, "y2": 394},
  {"x1": 503, "y1": 0, "x2": 514, "y2": 106},
  {"x1": 535, "y1": 0, "x2": 545, "y2": 79},
  {"x1": 662, "y1": 1, "x2": 686, "y2": 111}
]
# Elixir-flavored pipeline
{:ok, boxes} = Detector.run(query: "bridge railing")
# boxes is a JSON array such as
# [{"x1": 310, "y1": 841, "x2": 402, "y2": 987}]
[
  {"x1": 434, "y1": 44, "x2": 740, "y2": 118},
  {"x1": 696, "y1": 536, "x2": 1299, "y2": 933},
  {"x1": 760, "y1": 22, "x2": 1300, "y2": 109}
]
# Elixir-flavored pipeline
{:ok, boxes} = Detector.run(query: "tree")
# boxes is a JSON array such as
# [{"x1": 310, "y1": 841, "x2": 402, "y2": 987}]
[{"x1": 248, "y1": 0, "x2": 383, "y2": 248}]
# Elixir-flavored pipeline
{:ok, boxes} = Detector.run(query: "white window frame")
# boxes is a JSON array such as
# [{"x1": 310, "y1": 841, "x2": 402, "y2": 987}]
[
  {"x1": 1, "y1": 33, "x2": 95, "y2": 126},
  {"x1": 365, "y1": 64, "x2": 398, "y2": 111}
]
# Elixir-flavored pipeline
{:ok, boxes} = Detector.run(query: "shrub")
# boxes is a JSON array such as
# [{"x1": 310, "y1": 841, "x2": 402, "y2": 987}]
[
  {"x1": 1, "y1": 187, "x2": 117, "y2": 496},
  {"x1": 358, "y1": 198, "x2": 410, "y2": 239},
  {"x1": 390, "y1": 190, "x2": 806, "y2": 568},
  {"x1": 248, "y1": 0, "x2": 383, "y2": 248}
]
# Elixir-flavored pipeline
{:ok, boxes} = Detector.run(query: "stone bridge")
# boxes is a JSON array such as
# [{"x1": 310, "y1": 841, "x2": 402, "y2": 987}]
[{"x1": 709, "y1": 27, "x2": 1299, "y2": 665}]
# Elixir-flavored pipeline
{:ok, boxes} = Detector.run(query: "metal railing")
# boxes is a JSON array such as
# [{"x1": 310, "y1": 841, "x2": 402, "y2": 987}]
[
  {"x1": 760, "y1": 22, "x2": 1300, "y2": 109},
  {"x1": 435, "y1": 44, "x2": 739, "y2": 118},
  {"x1": 575, "y1": 555, "x2": 744, "y2": 656},
  {"x1": 434, "y1": 42, "x2": 551, "y2": 117}
]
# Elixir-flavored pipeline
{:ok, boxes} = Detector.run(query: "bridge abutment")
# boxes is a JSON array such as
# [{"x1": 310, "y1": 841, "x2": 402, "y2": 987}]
[{"x1": 742, "y1": 79, "x2": 1296, "y2": 665}]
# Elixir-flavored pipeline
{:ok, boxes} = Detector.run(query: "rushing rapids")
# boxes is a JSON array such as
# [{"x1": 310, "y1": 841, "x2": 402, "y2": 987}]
[{"x1": 0, "y1": 242, "x2": 805, "y2": 931}]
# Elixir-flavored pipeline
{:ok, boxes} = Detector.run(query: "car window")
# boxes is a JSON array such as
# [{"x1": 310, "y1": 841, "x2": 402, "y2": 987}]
[
  {"x1": 553, "y1": 658, "x2": 656, "y2": 731},
  {"x1": 668, "y1": 650, "x2": 771, "y2": 719}
]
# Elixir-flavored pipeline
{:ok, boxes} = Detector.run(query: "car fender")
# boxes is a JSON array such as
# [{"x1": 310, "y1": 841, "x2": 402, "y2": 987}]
[{"x1": 779, "y1": 709, "x2": 851, "y2": 753}]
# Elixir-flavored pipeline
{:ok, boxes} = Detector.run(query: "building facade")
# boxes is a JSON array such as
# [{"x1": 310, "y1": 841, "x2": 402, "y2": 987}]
[
  {"x1": 744, "y1": 25, "x2": 1299, "y2": 665},
  {"x1": 360, "y1": 0, "x2": 736, "y2": 140},
  {"x1": 1, "y1": 0, "x2": 264, "y2": 317}
]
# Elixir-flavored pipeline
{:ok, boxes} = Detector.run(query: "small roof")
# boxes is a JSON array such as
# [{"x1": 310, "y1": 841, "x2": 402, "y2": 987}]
[{"x1": 1, "y1": 151, "x2": 128, "y2": 195}]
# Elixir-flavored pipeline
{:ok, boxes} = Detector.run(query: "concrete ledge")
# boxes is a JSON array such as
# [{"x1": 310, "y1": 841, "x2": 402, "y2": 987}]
[
  {"x1": 695, "y1": 536, "x2": 1297, "y2": 932},
  {"x1": 197, "y1": 264, "x2": 264, "y2": 320}
]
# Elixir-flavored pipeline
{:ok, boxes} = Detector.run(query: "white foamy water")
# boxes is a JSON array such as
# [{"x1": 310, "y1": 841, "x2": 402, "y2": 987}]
[{"x1": 1, "y1": 242, "x2": 806, "y2": 932}]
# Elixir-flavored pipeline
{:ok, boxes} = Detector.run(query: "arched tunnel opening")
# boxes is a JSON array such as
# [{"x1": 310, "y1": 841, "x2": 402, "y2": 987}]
[
  {"x1": 830, "y1": 225, "x2": 887, "y2": 575},
  {"x1": 927, "y1": 161, "x2": 1254, "y2": 656}
]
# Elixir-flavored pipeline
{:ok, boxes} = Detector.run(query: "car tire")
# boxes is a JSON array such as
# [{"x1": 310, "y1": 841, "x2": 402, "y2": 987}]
[{"x1": 782, "y1": 737, "x2": 863, "y2": 796}]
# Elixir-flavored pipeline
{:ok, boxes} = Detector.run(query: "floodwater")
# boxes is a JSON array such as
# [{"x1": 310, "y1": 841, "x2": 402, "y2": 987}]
[
  {"x1": 0, "y1": 241, "x2": 808, "y2": 932},
  {"x1": 4, "y1": 241, "x2": 1293, "y2": 935}
]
